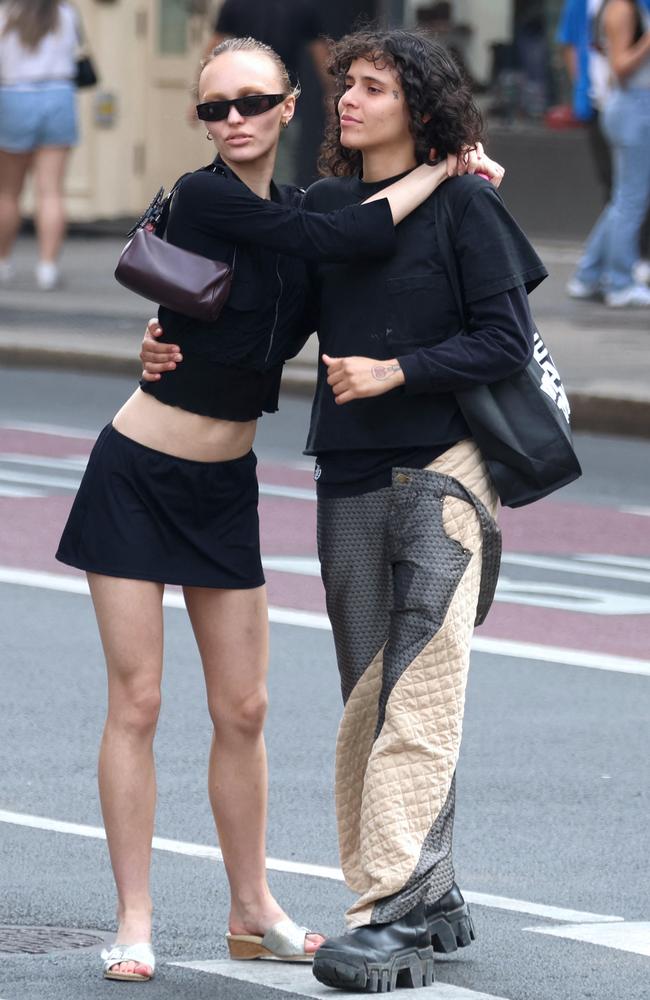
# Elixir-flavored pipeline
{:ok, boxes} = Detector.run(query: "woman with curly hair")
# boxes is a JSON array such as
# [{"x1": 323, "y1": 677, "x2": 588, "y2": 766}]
[{"x1": 301, "y1": 29, "x2": 547, "y2": 992}]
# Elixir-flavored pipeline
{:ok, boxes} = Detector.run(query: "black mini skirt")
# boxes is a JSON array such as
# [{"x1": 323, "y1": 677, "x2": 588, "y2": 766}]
[{"x1": 56, "y1": 424, "x2": 265, "y2": 589}]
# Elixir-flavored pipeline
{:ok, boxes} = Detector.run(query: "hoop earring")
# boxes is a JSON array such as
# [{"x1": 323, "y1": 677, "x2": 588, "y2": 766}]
[
  {"x1": 206, "y1": 133, "x2": 213, "y2": 141},
  {"x1": 280, "y1": 120, "x2": 290, "y2": 130}
]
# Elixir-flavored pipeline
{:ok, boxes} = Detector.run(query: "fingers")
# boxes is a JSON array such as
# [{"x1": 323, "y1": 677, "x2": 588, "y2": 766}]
[
  {"x1": 446, "y1": 152, "x2": 459, "y2": 177},
  {"x1": 146, "y1": 317, "x2": 163, "y2": 339}
]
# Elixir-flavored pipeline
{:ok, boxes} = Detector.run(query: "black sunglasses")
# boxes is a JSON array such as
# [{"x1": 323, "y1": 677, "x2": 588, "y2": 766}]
[{"x1": 196, "y1": 93, "x2": 286, "y2": 122}]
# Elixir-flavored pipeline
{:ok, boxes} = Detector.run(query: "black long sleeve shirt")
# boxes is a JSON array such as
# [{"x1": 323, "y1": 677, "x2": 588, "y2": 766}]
[{"x1": 302, "y1": 172, "x2": 547, "y2": 493}]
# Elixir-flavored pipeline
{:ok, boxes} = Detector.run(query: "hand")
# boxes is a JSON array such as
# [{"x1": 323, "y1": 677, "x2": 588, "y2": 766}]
[
  {"x1": 140, "y1": 318, "x2": 182, "y2": 382},
  {"x1": 323, "y1": 353, "x2": 405, "y2": 405},
  {"x1": 449, "y1": 141, "x2": 505, "y2": 188}
]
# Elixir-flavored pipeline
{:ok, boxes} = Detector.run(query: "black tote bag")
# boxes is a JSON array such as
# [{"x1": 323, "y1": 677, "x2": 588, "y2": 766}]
[{"x1": 433, "y1": 189, "x2": 582, "y2": 508}]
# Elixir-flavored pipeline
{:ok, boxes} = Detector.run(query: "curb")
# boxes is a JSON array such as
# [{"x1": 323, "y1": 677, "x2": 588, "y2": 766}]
[{"x1": 1, "y1": 345, "x2": 649, "y2": 440}]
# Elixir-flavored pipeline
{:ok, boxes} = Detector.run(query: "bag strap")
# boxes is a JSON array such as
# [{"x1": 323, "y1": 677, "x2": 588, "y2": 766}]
[
  {"x1": 155, "y1": 172, "x2": 191, "y2": 238},
  {"x1": 432, "y1": 189, "x2": 469, "y2": 330}
]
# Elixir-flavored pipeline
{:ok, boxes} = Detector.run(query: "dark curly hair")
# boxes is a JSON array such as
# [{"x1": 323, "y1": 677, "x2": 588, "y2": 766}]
[{"x1": 318, "y1": 28, "x2": 483, "y2": 177}]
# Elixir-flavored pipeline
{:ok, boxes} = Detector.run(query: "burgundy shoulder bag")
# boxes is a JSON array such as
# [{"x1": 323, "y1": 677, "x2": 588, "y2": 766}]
[{"x1": 114, "y1": 166, "x2": 234, "y2": 322}]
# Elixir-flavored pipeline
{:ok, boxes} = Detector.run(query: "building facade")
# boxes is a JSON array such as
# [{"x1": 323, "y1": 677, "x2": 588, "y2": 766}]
[{"x1": 65, "y1": 0, "x2": 565, "y2": 222}]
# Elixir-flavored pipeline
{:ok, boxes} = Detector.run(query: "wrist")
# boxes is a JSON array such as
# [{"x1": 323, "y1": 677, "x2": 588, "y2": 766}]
[{"x1": 371, "y1": 359, "x2": 404, "y2": 387}]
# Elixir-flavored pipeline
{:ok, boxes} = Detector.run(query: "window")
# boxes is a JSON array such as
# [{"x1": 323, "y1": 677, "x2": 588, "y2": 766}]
[{"x1": 159, "y1": 0, "x2": 188, "y2": 55}]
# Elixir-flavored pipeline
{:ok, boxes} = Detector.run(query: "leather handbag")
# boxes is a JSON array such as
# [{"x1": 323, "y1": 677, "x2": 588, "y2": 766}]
[
  {"x1": 114, "y1": 168, "x2": 234, "y2": 322},
  {"x1": 433, "y1": 188, "x2": 582, "y2": 508},
  {"x1": 75, "y1": 55, "x2": 98, "y2": 88}
]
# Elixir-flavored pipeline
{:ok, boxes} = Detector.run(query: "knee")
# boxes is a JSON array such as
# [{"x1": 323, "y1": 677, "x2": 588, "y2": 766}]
[
  {"x1": 108, "y1": 683, "x2": 161, "y2": 739},
  {"x1": 210, "y1": 687, "x2": 268, "y2": 740}
]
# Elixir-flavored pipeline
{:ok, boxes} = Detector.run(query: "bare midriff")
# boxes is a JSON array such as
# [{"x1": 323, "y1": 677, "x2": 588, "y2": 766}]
[{"x1": 112, "y1": 388, "x2": 257, "y2": 463}]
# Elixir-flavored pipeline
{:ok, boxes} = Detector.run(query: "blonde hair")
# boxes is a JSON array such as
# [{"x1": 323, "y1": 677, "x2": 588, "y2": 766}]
[{"x1": 197, "y1": 36, "x2": 301, "y2": 101}]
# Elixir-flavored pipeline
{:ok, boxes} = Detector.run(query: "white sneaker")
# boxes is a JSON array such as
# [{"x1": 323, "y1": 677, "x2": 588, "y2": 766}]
[
  {"x1": 633, "y1": 259, "x2": 650, "y2": 286},
  {"x1": 0, "y1": 259, "x2": 16, "y2": 285},
  {"x1": 566, "y1": 276, "x2": 600, "y2": 300},
  {"x1": 605, "y1": 284, "x2": 650, "y2": 308},
  {"x1": 35, "y1": 260, "x2": 60, "y2": 291}
]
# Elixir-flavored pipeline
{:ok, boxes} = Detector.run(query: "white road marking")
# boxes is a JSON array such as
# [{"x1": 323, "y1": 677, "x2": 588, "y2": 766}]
[
  {"x1": 0, "y1": 454, "x2": 316, "y2": 502},
  {"x1": 465, "y1": 892, "x2": 622, "y2": 925},
  {"x1": 1, "y1": 567, "x2": 649, "y2": 676},
  {"x1": 471, "y1": 636, "x2": 649, "y2": 676},
  {"x1": 502, "y1": 552, "x2": 650, "y2": 585},
  {"x1": 496, "y1": 576, "x2": 650, "y2": 615},
  {"x1": 621, "y1": 506, "x2": 650, "y2": 518},
  {"x1": 259, "y1": 483, "x2": 317, "y2": 501},
  {"x1": 0, "y1": 484, "x2": 45, "y2": 497},
  {"x1": 580, "y1": 554, "x2": 650, "y2": 570},
  {"x1": 524, "y1": 921, "x2": 650, "y2": 957},
  {"x1": 172, "y1": 960, "x2": 508, "y2": 999},
  {"x1": 0, "y1": 469, "x2": 81, "y2": 490},
  {"x1": 0, "y1": 808, "x2": 625, "y2": 926},
  {"x1": 0, "y1": 453, "x2": 88, "y2": 471},
  {"x1": 262, "y1": 557, "x2": 650, "y2": 616}
]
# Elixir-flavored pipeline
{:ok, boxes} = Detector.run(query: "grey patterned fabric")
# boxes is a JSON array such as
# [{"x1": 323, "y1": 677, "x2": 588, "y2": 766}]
[{"x1": 317, "y1": 485, "x2": 393, "y2": 705}]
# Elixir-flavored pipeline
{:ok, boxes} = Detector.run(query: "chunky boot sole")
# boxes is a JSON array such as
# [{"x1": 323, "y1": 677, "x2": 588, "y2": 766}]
[
  {"x1": 427, "y1": 903, "x2": 476, "y2": 954},
  {"x1": 312, "y1": 945, "x2": 435, "y2": 993}
]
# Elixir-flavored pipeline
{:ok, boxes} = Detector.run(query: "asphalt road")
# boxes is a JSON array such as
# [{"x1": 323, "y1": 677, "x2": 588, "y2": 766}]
[{"x1": 0, "y1": 369, "x2": 648, "y2": 1000}]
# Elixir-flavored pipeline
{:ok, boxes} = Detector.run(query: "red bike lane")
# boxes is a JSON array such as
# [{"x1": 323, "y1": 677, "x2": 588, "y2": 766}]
[{"x1": 1, "y1": 426, "x2": 648, "y2": 664}]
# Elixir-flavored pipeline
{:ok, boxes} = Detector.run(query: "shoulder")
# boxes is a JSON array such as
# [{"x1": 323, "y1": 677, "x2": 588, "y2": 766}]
[
  {"x1": 304, "y1": 175, "x2": 355, "y2": 210},
  {"x1": 275, "y1": 183, "x2": 305, "y2": 207},
  {"x1": 436, "y1": 173, "x2": 503, "y2": 218},
  {"x1": 177, "y1": 166, "x2": 233, "y2": 198}
]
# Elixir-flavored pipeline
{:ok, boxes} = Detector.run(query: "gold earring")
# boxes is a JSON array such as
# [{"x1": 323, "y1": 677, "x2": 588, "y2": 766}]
[
  {"x1": 206, "y1": 133, "x2": 213, "y2": 141},
  {"x1": 280, "y1": 120, "x2": 289, "y2": 130}
]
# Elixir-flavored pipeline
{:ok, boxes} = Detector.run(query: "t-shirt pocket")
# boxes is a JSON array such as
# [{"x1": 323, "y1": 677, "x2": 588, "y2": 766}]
[{"x1": 385, "y1": 273, "x2": 449, "y2": 349}]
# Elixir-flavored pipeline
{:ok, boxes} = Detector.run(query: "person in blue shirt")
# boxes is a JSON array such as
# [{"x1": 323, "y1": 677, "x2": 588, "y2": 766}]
[{"x1": 557, "y1": 0, "x2": 613, "y2": 196}]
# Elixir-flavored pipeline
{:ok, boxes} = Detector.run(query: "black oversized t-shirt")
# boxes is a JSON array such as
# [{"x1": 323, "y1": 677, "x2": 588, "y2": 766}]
[
  {"x1": 215, "y1": 0, "x2": 323, "y2": 83},
  {"x1": 303, "y1": 172, "x2": 547, "y2": 465}
]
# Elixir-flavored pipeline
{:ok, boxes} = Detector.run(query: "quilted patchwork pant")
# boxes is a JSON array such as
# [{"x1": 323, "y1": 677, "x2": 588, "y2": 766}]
[{"x1": 316, "y1": 440, "x2": 500, "y2": 928}]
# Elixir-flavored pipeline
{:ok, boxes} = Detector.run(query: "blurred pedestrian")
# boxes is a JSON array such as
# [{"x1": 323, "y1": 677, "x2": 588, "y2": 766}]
[
  {"x1": 557, "y1": 0, "x2": 613, "y2": 195},
  {"x1": 557, "y1": 0, "x2": 650, "y2": 280},
  {"x1": 0, "y1": 0, "x2": 84, "y2": 290},
  {"x1": 567, "y1": 0, "x2": 650, "y2": 306},
  {"x1": 200, "y1": 0, "x2": 330, "y2": 183}
]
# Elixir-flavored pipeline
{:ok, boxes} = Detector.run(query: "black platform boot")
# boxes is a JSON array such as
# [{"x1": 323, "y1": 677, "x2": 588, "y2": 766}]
[
  {"x1": 312, "y1": 902, "x2": 435, "y2": 993},
  {"x1": 425, "y1": 883, "x2": 476, "y2": 954}
]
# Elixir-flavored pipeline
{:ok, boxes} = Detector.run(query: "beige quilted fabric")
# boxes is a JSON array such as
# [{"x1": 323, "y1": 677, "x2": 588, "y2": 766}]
[{"x1": 335, "y1": 441, "x2": 498, "y2": 927}]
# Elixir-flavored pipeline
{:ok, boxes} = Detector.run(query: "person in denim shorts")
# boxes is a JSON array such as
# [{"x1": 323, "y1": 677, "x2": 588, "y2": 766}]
[{"x1": 0, "y1": 0, "x2": 82, "y2": 289}]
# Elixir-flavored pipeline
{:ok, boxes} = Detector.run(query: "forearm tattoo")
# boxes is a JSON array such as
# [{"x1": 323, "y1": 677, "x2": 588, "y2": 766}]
[{"x1": 371, "y1": 363, "x2": 402, "y2": 381}]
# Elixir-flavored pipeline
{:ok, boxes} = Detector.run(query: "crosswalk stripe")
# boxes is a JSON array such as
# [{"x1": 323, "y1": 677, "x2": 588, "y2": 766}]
[
  {"x1": 524, "y1": 921, "x2": 650, "y2": 957},
  {"x1": 172, "y1": 960, "x2": 509, "y2": 999}
]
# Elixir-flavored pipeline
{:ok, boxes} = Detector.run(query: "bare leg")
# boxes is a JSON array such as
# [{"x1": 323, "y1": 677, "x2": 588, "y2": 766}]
[
  {"x1": 32, "y1": 146, "x2": 70, "y2": 262},
  {"x1": 183, "y1": 584, "x2": 323, "y2": 951},
  {"x1": 0, "y1": 150, "x2": 32, "y2": 259},
  {"x1": 89, "y1": 573, "x2": 164, "y2": 977}
]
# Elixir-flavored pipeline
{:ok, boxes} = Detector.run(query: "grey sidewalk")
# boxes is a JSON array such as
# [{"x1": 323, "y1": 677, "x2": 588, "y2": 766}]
[{"x1": 0, "y1": 232, "x2": 648, "y2": 437}]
